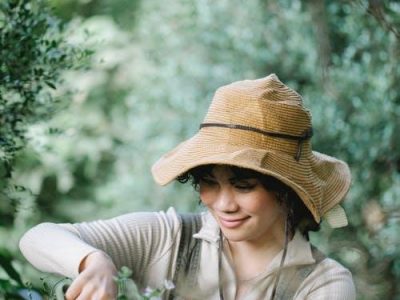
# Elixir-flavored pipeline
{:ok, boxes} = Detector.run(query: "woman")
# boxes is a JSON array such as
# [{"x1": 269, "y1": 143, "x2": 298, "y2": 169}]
[{"x1": 19, "y1": 74, "x2": 356, "y2": 299}]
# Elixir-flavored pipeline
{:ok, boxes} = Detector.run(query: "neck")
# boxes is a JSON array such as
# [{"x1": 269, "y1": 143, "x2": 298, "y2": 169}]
[
  {"x1": 228, "y1": 226, "x2": 288, "y2": 257},
  {"x1": 225, "y1": 220, "x2": 292, "y2": 281}
]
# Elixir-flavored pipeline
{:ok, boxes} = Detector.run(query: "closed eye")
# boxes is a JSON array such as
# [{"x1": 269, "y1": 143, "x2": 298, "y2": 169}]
[
  {"x1": 199, "y1": 176, "x2": 217, "y2": 186},
  {"x1": 231, "y1": 179, "x2": 257, "y2": 191}
]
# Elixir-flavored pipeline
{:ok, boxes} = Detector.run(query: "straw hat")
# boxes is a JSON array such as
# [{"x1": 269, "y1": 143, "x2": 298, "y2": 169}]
[{"x1": 152, "y1": 74, "x2": 351, "y2": 227}]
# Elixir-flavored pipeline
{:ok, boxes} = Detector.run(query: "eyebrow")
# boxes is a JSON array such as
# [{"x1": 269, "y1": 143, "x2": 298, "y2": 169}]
[
  {"x1": 199, "y1": 173, "x2": 216, "y2": 181},
  {"x1": 229, "y1": 177, "x2": 256, "y2": 183}
]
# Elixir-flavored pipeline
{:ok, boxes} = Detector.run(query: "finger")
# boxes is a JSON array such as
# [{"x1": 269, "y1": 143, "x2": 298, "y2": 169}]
[
  {"x1": 94, "y1": 278, "x2": 118, "y2": 300},
  {"x1": 75, "y1": 285, "x2": 96, "y2": 300},
  {"x1": 75, "y1": 286, "x2": 113, "y2": 300},
  {"x1": 96, "y1": 286, "x2": 115, "y2": 300},
  {"x1": 65, "y1": 276, "x2": 86, "y2": 300}
]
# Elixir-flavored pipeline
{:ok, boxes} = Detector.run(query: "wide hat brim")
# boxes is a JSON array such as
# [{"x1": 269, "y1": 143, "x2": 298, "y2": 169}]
[
  {"x1": 151, "y1": 128, "x2": 351, "y2": 225},
  {"x1": 152, "y1": 74, "x2": 351, "y2": 227}
]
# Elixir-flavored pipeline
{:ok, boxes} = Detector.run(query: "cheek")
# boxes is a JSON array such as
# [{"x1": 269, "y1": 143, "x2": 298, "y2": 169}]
[
  {"x1": 240, "y1": 191, "x2": 279, "y2": 214},
  {"x1": 199, "y1": 187, "x2": 214, "y2": 206}
]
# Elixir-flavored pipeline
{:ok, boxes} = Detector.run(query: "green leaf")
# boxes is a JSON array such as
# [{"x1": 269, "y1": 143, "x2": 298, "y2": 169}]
[
  {"x1": 0, "y1": 250, "x2": 23, "y2": 286},
  {"x1": 44, "y1": 81, "x2": 56, "y2": 89}
]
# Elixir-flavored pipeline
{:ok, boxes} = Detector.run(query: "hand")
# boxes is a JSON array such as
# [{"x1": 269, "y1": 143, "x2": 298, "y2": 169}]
[{"x1": 65, "y1": 251, "x2": 118, "y2": 300}]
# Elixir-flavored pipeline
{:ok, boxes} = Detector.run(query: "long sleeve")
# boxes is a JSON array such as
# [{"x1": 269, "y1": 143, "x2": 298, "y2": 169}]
[
  {"x1": 19, "y1": 208, "x2": 182, "y2": 282},
  {"x1": 19, "y1": 222, "x2": 99, "y2": 277}
]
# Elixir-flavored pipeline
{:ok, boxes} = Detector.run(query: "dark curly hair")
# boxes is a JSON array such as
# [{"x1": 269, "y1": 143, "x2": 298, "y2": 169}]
[{"x1": 177, "y1": 164, "x2": 320, "y2": 240}]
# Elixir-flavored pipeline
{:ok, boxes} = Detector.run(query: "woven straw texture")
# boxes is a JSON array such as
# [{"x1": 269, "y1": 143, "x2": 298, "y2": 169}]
[{"x1": 152, "y1": 74, "x2": 351, "y2": 224}]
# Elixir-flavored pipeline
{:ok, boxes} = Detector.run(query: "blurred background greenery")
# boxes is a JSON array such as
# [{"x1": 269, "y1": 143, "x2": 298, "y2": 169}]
[{"x1": 1, "y1": 0, "x2": 400, "y2": 299}]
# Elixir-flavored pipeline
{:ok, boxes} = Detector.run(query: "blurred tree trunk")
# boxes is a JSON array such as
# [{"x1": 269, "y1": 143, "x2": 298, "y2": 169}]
[
  {"x1": 367, "y1": 0, "x2": 400, "y2": 39},
  {"x1": 308, "y1": 0, "x2": 332, "y2": 76}
]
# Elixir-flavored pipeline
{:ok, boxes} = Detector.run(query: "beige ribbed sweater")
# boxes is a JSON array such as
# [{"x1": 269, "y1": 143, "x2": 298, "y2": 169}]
[{"x1": 19, "y1": 207, "x2": 356, "y2": 299}]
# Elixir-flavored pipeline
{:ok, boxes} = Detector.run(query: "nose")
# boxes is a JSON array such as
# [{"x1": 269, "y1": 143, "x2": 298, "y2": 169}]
[{"x1": 214, "y1": 188, "x2": 239, "y2": 213}]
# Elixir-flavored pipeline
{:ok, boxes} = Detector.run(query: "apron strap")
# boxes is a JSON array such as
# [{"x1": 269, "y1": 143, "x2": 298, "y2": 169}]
[
  {"x1": 169, "y1": 213, "x2": 202, "y2": 299},
  {"x1": 274, "y1": 245, "x2": 326, "y2": 299}
]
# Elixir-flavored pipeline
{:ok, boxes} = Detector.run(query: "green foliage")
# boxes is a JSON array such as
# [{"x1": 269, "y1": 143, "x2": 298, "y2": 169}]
[
  {"x1": 304, "y1": 2, "x2": 400, "y2": 298},
  {"x1": 0, "y1": 0, "x2": 90, "y2": 228},
  {"x1": 0, "y1": 249, "x2": 22, "y2": 299},
  {"x1": 1, "y1": 0, "x2": 399, "y2": 299},
  {"x1": 0, "y1": 249, "x2": 23, "y2": 286},
  {"x1": 115, "y1": 266, "x2": 174, "y2": 300},
  {"x1": 0, "y1": 248, "x2": 44, "y2": 299},
  {"x1": 48, "y1": 0, "x2": 141, "y2": 30},
  {"x1": 0, "y1": 0, "x2": 84, "y2": 172},
  {"x1": 0, "y1": 0, "x2": 90, "y2": 297}
]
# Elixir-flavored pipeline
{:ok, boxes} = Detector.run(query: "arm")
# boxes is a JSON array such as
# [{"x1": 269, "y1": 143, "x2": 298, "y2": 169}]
[
  {"x1": 19, "y1": 208, "x2": 182, "y2": 298},
  {"x1": 19, "y1": 222, "x2": 118, "y2": 300},
  {"x1": 19, "y1": 222, "x2": 99, "y2": 277}
]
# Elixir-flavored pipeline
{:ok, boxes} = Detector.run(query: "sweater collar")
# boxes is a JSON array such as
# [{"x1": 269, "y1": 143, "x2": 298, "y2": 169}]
[{"x1": 193, "y1": 211, "x2": 221, "y2": 244}]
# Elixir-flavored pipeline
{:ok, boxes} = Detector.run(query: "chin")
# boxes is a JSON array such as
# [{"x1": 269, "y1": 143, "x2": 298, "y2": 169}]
[{"x1": 220, "y1": 229, "x2": 254, "y2": 242}]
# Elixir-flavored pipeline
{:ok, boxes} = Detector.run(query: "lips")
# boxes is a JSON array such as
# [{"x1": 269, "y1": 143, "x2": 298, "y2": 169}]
[{"x1": 218, "y1": 216, "x2": 250, "y2": 229}]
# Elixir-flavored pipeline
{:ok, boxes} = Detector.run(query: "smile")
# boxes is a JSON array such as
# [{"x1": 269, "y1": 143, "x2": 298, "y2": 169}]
[{"x1": 218, "y1": 216, "x2": 250, "y2": 229}]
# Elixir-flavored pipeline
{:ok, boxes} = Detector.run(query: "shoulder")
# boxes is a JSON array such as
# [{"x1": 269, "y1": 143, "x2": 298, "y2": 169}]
[{"x1": 297, "y1": 257, "x2": 356, "y2": 300}]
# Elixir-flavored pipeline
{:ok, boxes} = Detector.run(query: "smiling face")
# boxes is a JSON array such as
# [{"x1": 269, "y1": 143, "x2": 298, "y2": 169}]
[{"x1": 198, "y1": 165, "x2": 287, "y2": 245}]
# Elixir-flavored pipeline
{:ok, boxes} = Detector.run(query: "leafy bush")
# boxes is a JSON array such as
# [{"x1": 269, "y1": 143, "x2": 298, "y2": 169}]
[
  {"x1": 1, "y1": 0, "x2": 399, "y2": 299},
  {"x1": 0, "y1": 0, "x2": 90, "y2": 224},
  {"x1": 0, "y1": 0, "x2": 89, "y2": 297}
]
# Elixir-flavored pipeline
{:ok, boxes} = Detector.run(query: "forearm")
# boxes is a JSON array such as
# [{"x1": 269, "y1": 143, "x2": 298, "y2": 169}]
[
  {"x1": 19, "y1": 222, "x2": 99, "y2": 278},
  {"x1": 19, "y1": 208, "x2": 181, "y2": 283}
]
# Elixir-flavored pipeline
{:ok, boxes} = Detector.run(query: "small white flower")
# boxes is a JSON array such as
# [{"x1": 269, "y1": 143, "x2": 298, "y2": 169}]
[
  {"x1": 163, "y1": 280, "x2": 175, "y2": 290},
  {"x1": 143, "y1": 287, "x2": 154, "y2": 296}
]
